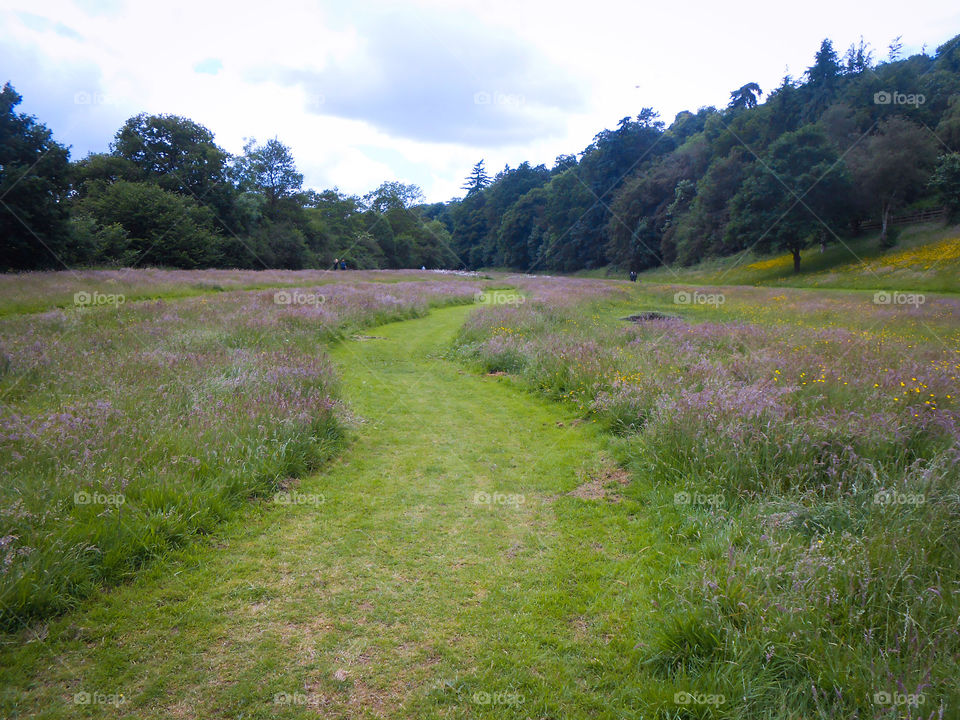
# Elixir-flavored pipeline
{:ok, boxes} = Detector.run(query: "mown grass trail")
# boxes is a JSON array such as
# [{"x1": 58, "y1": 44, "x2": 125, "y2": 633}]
[{"x1": 1, "y1": 303, "x2": 672, "y2": 719}]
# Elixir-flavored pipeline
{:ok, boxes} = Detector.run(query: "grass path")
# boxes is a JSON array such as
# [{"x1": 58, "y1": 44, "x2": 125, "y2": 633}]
[{"x1": 1, "y1": 303, "x2": 678, "y2": 719}]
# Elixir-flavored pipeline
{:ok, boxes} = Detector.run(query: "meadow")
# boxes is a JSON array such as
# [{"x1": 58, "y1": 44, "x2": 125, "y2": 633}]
[
  {"x1": 0, "y1": 267, "x2": 486, "y2": 317},
  {"x1": 453, "y1": 275, "x2": 960, "y2": 717},
  {"x1": 0, "y1": 279, "x2": 481, "y2": 626},
  {"x1": 0, "y1": 266, "x2": 958, "y2": 719}
]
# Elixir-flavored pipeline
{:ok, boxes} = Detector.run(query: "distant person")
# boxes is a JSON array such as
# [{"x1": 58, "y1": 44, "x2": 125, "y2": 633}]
[
  {"x1": 629, "y1": 271, "x2": 637, "y2": 282},
  {"x1": 332, "y1": 257, "x2": 339, "y2": 270},
  {"x1": 421, "y1": 265, "x2": 426, "y2": 271},
  {"x1": 340, "y1": 259, "x2": 347, "y2": 270}
]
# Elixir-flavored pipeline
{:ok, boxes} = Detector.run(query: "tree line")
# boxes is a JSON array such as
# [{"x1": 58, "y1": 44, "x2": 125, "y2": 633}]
[
  {"x1": 448, "y1": 35, "x2": 960, "y2": 273},
  {"x1": 0, "y1": 91, "x2": 457, "y2": 271},
  {"x1": 2, "y1": 33, "x2": 960, "y2": 273}
]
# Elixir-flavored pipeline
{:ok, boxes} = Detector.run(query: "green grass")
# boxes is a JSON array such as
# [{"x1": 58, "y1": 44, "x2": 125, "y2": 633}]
[
  {"x1": 638, "y1": 222, "x2": 960, "y2": 293},
  {"x1": 0, "y1": 280, "x2": 479, "y2": 628},
  {"x1": 0, "y1": 302, "x2": 692, "y2": 719},
  {"x1": 2, "y1": 273, "x2": 957, "y2": 718},
  {"x1": 449, "y1": 278, "x2": 960, "y2": 718}
]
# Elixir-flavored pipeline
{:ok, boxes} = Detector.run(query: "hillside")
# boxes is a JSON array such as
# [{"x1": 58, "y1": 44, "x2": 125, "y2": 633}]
[{"x1": 635, "y1": 222, "x2": 960, "y2": 292}]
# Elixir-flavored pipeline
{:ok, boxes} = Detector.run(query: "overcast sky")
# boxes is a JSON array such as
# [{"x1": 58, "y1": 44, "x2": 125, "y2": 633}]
[{"x1": 2, "y1": 0, "x2": 958, "y2": 202}]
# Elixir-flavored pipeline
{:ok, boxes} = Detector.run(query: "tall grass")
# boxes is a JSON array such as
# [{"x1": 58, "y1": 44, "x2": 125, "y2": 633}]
[
  {"x1": 452, "y1": 278, "x2": 960, "y2": 717},
  {"x1": 0, "y1": 266, "x2": 488, "y2": 316},
  {"x1": 0, "y1": 279, "x2": 480, "y2": 629}
]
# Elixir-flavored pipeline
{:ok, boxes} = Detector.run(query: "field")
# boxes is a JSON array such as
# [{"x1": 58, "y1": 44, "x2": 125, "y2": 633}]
[{"x1": 1, "y1": 264, "x2": 958, "y2": 719}]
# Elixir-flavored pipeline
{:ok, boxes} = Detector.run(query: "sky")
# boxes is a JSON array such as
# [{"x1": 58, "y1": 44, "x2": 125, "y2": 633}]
[{"x1": 2, "y1": 0, "x2": 959, "y2": 203}]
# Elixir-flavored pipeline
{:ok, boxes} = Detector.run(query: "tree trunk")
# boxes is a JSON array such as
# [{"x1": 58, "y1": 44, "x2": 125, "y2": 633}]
[
  {"x1": 792, "y1": 247, "x2": 801, "y2": 273},
  {"x1": 880, "y1": 202, "x2": 891, "y2": 245}
]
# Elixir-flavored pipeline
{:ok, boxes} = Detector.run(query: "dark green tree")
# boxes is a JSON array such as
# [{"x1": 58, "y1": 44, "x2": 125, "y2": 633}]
[
  {"x1": 803, "y1": 39, "x2": 843, "y2": 120},
  {"x1": 935, "y1": 96, "x2": 960, "y2": 152},
  {"x1": 363, "y1": 181, "x2": 424, "y2": 213},
  {"x1": 888, "y1": 36, "x2": 904, "y2": 61},
  {"x1": 843, "y1": 37, "x2": 874, "y2": 75},
  {"x1": 451, "y1": 190, "x2": 489, "y2": 268},
  {"x1": 112, "y1": 113, "x2": 229, "y2": 198},
  {"x1": 235, "y1": 138, "x2": 304, "y2": 214},
  {"x1": 671, "y1": 149, "x2": 749, "y2": 264},
  {"x1": 847, "y1": 117, "x2": 938, "y2": 245},
  {"x1": 930, "y1": 153, "x2": 960, "y2": 218},
  {"x1": 728, "y1": 83, "x2": 763, "y2": 110},
  {"x1": 478, "y1": 162, "x2": 550, "y2": 266},
  {"x1": 462, "y1": 160, "x2": 491, "y2": 194},
  {"x1": 726, "y1": 125, "x2": 852, "y2": 272},
  {"x1": 0, "y1": 83, "x2": 72, "y2": 270},
  {"x1": 79, "y1": 180, "x2": 223, "y2": 267},
  {"x1": 498, "y1": 186, "x2": 548, "y2": 269}
]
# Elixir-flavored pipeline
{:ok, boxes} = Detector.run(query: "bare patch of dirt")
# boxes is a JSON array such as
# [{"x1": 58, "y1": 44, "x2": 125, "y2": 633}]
[
  {"x1": 622, "y1": 311, "x2": 680, "y2": 322},
  {"x1": 277, "y1": 476, "x2": 299, "y2": 491},
  {"x1": 569, "y1": 615, "x2": 591, "y2": 641},
  {"x1": 567, "y1": 467, "x2": 632, "y2": 502}
]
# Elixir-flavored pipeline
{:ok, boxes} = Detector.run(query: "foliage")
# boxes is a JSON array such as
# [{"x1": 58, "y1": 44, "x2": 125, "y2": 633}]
[
  {"x1": 0, "y1": 83, "x2": 71, "y2": 270},
  {"x1": 930, "y1": 153, "x2": 960, "y2": 217},
  {"x1": 725, "y1": 125, "x2": 852, "y2": 271}
]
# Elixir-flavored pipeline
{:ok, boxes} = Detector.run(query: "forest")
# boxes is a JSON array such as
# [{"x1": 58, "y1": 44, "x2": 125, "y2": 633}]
[{"x1": 3, "y1": 33, "x2": 960, "y2": 273}]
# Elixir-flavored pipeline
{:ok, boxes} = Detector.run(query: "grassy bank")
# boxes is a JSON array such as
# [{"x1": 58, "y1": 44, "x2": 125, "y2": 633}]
[{"x1": 637, "y1": 222, "x2": 960, "y2": 293}]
